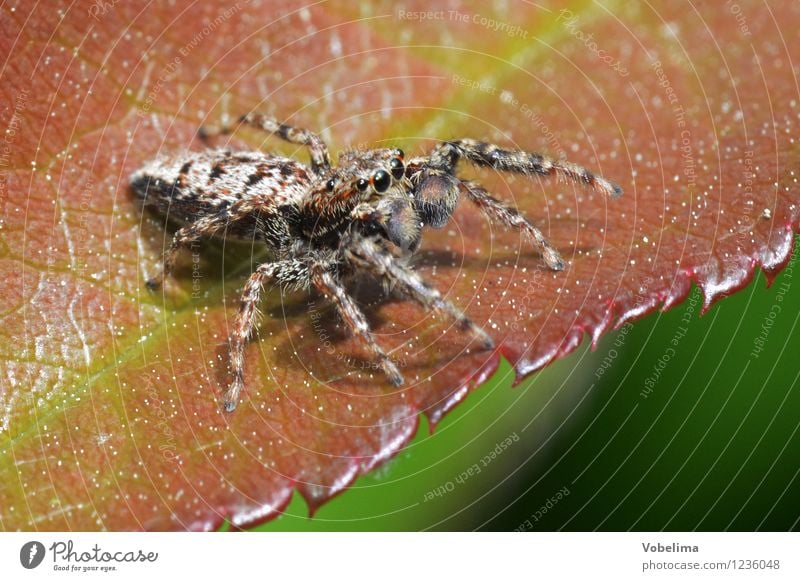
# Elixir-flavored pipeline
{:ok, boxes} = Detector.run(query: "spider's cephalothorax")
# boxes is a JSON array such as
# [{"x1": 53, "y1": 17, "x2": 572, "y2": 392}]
[{"x1": 130, "y1": 112, "x2": 622, "y2": 412}]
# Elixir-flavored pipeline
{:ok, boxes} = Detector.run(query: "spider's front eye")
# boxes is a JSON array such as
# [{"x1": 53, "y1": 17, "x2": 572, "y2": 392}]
[
  {"x1": 372, "y1": 170, "x2": 391, "y2": 193},
  {"x1": 356, "y1": 178, "x2": 369, "y2": 192},
  {"x1": 390, "y1": 157, "x2": 405, "y2": 180},
  {"x1": 325, "y1": 179, "x2": 335, "y2": 192},
  {"x1": 395, "y1": 148, "x2": 404, "y2": 160}
]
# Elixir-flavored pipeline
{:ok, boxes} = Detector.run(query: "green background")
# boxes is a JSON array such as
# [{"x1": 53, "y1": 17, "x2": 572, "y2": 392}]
[{"x1": 254, "y1": 239, "x2": 799, "y2": 531}]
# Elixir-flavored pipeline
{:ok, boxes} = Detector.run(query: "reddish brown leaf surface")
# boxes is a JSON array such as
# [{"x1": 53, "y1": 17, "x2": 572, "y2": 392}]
[{"x1": 1, "y1": 1, "x2": 798, "y2": 530}]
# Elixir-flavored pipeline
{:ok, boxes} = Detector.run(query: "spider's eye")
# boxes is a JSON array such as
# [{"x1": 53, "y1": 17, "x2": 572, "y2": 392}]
[
  {"x1": 356, "y1": 178, "x2": 369, "y2": 192},
  {"x1": 372, "y1": 170, "x2": 391, "y2": 193},
  {"x1": 325, "y1": 179, "x2": 335, "y2": 192},
  {"x1": 390, "y1": 157, "x2": 405, "y2": 180},
  {"x1": 395, "y1": 148, "x2": 404, "y2": 160}
]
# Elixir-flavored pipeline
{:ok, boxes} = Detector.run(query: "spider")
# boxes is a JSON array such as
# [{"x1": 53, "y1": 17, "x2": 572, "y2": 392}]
[{"x1": 130, "y1": 112, "x2": 622, "y2": 412}]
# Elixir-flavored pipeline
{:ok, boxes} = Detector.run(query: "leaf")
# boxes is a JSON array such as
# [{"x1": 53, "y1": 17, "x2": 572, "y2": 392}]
[{"x1": 1, "y1": 1, "x2": 798, "y2": 530}]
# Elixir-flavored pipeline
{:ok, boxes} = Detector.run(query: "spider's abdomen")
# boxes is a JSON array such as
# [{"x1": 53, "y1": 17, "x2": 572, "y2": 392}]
[{"x1": 130, "y1": 148, "x2": 312, "y2": 247}]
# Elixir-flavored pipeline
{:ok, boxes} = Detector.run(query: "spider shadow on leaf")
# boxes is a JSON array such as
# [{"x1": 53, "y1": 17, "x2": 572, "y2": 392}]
[
  {"x1": 136, "y1": 203, "x2": 277, "y2": 298},
  {"x1": 211, "y1": 275, "x2": 412, "y2": 397}
]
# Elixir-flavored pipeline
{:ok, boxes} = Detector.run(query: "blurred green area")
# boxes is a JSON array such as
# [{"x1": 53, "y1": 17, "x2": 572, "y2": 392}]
[{"x1": 256, "y1": 238, "x2": 799, "y2": 531}]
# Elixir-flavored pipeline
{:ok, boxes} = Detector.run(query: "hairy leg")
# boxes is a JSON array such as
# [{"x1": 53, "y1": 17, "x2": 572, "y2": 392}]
[
  {"x1": 429, "y1": 139, "x2": 623, "y2": 198},
  {"x1": 224, "y1": 259, "x2": 310, "y2": 412},
  {"x1": 349, "y1": 236, "x2": 495, "y2": 349},
  {"x1": 310, "y1": 264, "x2": 404, "y2": 387},
  {"x1": 461, "y1": 181, "x2": 565, "y2": 270},
  {"x1": 146, "y1": 199, "x2": 253, "y2": 289},
  {"x1": 200, "y1": 112, "x2": 331, "y2": 174}
]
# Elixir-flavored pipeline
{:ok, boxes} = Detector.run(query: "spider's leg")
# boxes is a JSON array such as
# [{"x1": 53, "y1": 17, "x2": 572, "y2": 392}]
[
  {"x1": 200, "y1": 112, "x2": 331, "y2": 174},
  {"x1": 430, "y1": 139, "x2": 623, "y2": 198},
  {"x1": 224, "y1": 259, "x2": 309, "y2": 412},
  {"x1": 461, "y1": 181, "x2": 565, "y2": 271},
  {"x1": 146, "y1": 199, "x2": 252, "y2": 290},
  {"x1": 348, "y1": 237, "x2": 495, "y2": 350},
  {"x1": 310, "y1": 264, "x2": 404, "y2": 387}
]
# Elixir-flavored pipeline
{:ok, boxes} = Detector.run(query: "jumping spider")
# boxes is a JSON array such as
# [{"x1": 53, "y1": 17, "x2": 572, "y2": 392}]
[{"x1": 130, "y1": 112, "x2": 622, "y2": 412}]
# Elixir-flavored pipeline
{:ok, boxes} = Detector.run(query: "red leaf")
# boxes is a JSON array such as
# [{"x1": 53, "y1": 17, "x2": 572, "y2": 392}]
[{"x1": 1, "y1": 1, "x2": 798, "y2": 530}]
